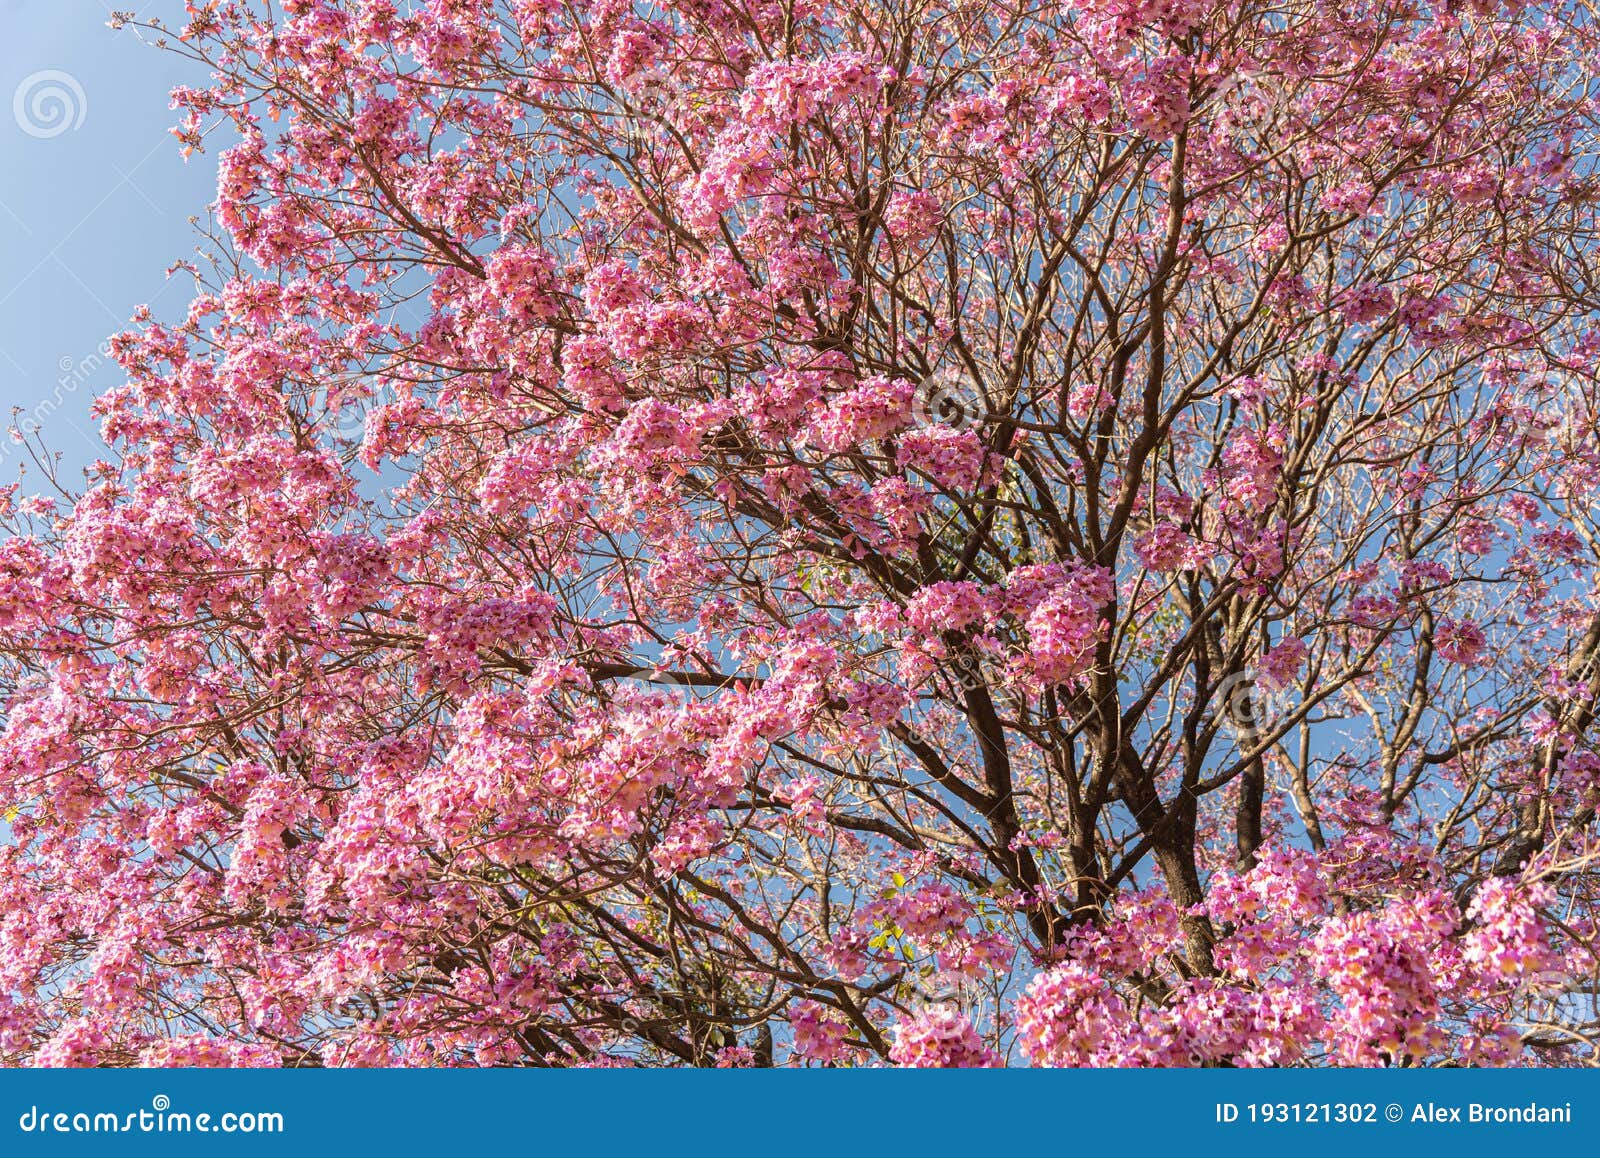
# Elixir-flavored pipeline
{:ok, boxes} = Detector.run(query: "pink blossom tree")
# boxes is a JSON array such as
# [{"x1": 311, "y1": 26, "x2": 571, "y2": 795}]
[{"x1": 2, "y1": 0, "x2": 1600, "y2": 1066}]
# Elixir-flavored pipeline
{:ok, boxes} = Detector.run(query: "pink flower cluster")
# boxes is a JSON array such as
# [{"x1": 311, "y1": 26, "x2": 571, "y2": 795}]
[{"x1": 889, "y1": 1006, "x2": 999, "y2": 1068}]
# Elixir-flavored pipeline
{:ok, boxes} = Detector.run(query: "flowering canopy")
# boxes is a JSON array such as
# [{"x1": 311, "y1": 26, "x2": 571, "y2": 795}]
[{"x1": 3, "y1": 0, "x2": 1600, "y2": 1066}]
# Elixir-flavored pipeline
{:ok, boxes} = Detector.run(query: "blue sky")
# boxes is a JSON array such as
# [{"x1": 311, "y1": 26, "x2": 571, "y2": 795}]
[{"x1": 1, "y1": 1, "x2": 213, "y2": 482}]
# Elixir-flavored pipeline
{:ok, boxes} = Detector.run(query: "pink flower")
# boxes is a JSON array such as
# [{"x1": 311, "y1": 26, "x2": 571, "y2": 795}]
[
  {"x1": 486, "y1": 244, "x2": 560, "y2": 324},
  {"x1": 897, "y1": 425, "x2": 986, "y2": 490},
  {"x1": 890, "y1": 1006, "x2": 999, "y2": 1068},
  {"x1": 1022, "y1": 567, "x2": 1113, "y2": 687},
  {"x1": 905, "y1": 581, "x2": 992, "y2": 634},
  {"x1": 1126, "y1": 54, "x2": 1192, "y2": 140},
  {"x1": 7, "y1": 0, "x2": 1594, "y2": 1074},
  {"x1": 1134, "y1": 523, "x2": 1203, "y2": 571},
  {"x1": 808, "y1": 376, "x2": 914, "y2": 449},
  {"x1": 884, "y1": 190, "x2": 944, "y2": 242},
  {"x1": 790, "y1": 1001, "x2": 851, "y2": 1063},
  {"x1": 1014, "y1": 963, "x2": 1133, "y2": 1066},
  {"x1": 1259, "y1": 637, "x2": 1308, "y2": 685},
  {"x1": 1464, "y1": 878, "x2": 1555, "y2": 981},
  {"x1": 1341, "y1": 283, "x2": 1395, "y2": 325},
  {"x1": 1457, "y1": 519, "x2": 1496, "y2": 555},
  {"x1": 1435, "y1": 618, "x2": 1487, "y2": 666}
]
